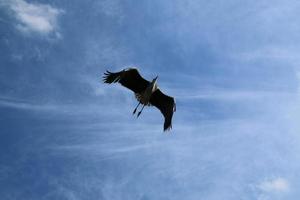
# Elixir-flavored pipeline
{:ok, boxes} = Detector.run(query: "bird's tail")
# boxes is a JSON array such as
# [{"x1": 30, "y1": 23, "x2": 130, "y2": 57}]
[{"x1": 102, "y1": 70, "x2": 122, "y2": 84}]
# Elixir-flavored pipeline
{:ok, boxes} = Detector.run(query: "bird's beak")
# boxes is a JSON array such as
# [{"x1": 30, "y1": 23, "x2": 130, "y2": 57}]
[{"x1": 155, "y1": 76, "x2": 158, "y2": 80}]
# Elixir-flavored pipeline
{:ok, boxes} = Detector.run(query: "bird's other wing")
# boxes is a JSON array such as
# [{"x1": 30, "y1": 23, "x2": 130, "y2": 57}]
[
  {"x1": 103, "y1": 68, "x2": 150, "y2": 93},
  {"x1": 149, "y1": 89, "x2": 176, "y2": 131}
]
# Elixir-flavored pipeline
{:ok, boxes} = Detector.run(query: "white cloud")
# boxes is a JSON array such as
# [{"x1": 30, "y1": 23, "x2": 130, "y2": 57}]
[
  {"x1": 8, "y1": 0, "x2": 63, "y2": 35},
  {"x1": 258, "y1": 177, "x2": 290, "y2": 193}
]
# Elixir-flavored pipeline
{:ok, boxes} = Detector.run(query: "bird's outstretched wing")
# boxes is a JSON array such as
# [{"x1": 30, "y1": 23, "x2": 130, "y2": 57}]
[
  {"x1": 150, "y1": 89, "x2": 176, "y2": 131},
  {"x1": 103, "y1": 68, "x2": 150, "y2": 93}
]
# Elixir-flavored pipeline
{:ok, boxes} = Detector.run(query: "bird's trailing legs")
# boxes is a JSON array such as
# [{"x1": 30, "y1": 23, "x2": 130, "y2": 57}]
[
  {"x1": 137, "y1": 105, "x2": 145, "y2": 118},
  {"x1": 133, "y1": 102, "x2": 140, "y2": 115}
]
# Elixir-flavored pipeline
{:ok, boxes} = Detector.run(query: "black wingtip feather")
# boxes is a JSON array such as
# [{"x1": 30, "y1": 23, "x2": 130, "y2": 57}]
[
  {"x1": 163, "y1": 119, "x2": 172, "y2": 132},
  {"x1": 163, "y1": 126, "x2": 172, "y2": 132},
  {"x1": 102, "y1": 71, "x2": 121, "y2": 84}
]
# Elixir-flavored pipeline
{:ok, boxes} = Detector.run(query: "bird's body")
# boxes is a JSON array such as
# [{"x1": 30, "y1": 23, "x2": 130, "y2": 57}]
[
  {"x1": 135, "y1": 79, "x2": 158, "y2": 105},
  {"x1": 103, "y1": 68, "x2": 176, "y2": 131}
]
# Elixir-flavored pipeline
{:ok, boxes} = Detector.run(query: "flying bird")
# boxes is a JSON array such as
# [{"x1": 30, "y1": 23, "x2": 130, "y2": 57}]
[{"x1": 102, "y1": 68, "x2": 176, "y2": 131}]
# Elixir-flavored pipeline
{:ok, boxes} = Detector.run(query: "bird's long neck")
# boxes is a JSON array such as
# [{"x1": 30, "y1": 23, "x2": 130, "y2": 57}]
[
  {"x1": 150, "y1": 81, "x2": 158, "y2": 92},
  {"x1": 149, "y1": 81, "x2": 157, "y2": 93}
]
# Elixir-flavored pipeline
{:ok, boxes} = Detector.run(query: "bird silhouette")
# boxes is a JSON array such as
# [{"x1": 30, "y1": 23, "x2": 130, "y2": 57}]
[{"x1": 103, "y1": 68, "x2": 176, "y2": 131}]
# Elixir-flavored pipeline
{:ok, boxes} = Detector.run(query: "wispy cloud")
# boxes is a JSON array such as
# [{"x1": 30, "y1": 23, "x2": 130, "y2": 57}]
[
  {"x1": 0, "y1": 96, "x2": 100, "y2": 116},
  {"x1": 0, "y1": 96, "x2": 58, "y2": 111},
  {"x1": 258, "y1": 177, "x2": 290, "y2": 193},
  {"x1": 95, "y1": 0, "x2": 122, "y2": 18},
  {"x1": 232, "y1": 46, "x2": 300, "y2": 65},
  {"x1": 6, "y1": 0, "x2": 63, "y2": 35},
  {"x1": 165, "y1": 85, "x2": 295, "y2": 102},
  {"x1": 0, "y1": 94, "x2": 144, "y2": 122}
]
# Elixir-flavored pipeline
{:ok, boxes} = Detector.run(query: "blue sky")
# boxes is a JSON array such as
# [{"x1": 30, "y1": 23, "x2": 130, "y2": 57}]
[{"x1": 1, "y1": 0, "x2": 300, "y2": 199}]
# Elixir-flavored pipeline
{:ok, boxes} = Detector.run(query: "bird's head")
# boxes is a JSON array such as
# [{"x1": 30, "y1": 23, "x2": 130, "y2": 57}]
[{"x1": 152, "y1": 76, "x2": 158, "y2": 83}]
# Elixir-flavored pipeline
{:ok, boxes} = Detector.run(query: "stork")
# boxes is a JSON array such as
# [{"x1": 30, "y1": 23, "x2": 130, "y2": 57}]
[{"x1": 102, "y1": 68, "x2": 176, "y2": 131}]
